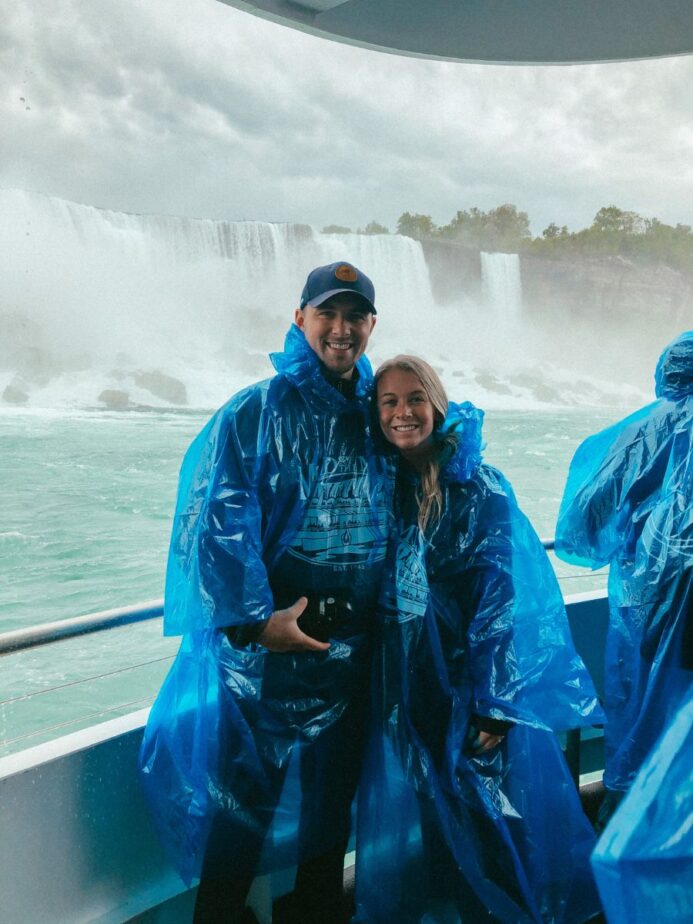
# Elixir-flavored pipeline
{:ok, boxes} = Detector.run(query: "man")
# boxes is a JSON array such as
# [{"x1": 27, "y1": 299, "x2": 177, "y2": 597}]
[
  {"x1": 555, "y1": 330, "x2": 693, "y2": 830},
  {"x1": 140, "y1": 262, "x2": 390, "y2": 923}
]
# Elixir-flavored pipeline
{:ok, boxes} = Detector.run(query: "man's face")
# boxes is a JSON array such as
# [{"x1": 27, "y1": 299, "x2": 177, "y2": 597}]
[{"x1": 295, "y1": 293, "x2": 376, "y2": 378}]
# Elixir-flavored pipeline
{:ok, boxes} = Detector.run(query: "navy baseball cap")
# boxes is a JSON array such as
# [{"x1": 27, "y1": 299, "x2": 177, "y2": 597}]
[{"x1": 299, "y1": 261, "x2": 376, "y2": 314}]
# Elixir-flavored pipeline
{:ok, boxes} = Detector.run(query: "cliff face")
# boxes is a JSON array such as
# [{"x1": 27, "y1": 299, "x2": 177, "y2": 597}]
[
  {"x1": 420, "y1": 239, "x2": 482, "y2": 305},
  {"x1": 421, "y1": 238, "x2": 693, "y2": 326},
  {"x1": 521, "y1": 253, "x2": 693, "y2": 325}
]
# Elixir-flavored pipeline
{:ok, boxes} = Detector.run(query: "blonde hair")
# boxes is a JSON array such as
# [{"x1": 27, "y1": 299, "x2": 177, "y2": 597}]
[{"x1": 375, "y1": 355, "x2": 457, "y2": 533}]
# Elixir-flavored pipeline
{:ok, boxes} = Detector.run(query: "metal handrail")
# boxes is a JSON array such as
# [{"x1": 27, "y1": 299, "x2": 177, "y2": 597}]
[
  {"x1": 0, "y1": 538, "x2": 564, "y2": 657},
  {"x1": 0, "y1": 599, "x2": 164, "y2": 656}
]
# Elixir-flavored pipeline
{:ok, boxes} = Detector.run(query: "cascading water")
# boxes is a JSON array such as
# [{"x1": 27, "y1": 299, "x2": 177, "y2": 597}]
[
  {"x1": 480, "y1": 251, "x2": 523, "y2": 321},
  {"x1": 0, "y1": 189, "x2": 648, "y2": 411},
  {"x1": 0, "y1": 189, "x2": 435, "y2": 409}
]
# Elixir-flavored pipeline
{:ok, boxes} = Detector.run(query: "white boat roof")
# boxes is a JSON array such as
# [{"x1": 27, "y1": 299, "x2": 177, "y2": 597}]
[{"x1": 217, "y1": 1, "x2": 693, "y2": 64}]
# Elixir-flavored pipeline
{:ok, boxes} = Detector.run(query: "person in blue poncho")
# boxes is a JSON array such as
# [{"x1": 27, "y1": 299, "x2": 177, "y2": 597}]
[
  {"x1": 139, "y1": 262, "x2": 391, "y2": 923},
  {"x1": 591, "y1": 688, "x2": 693, "y2": 924},
  {"x1": 555, "y1": 331, "x2": 693, "y2": 830},
  {"x1": 355, "y1": 355, "x2": 605, "y2": 924}
]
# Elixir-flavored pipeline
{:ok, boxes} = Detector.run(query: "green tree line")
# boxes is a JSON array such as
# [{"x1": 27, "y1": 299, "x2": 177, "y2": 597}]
[{"x1": 323, "y1": 205, "x2": 693, "y2": 273}]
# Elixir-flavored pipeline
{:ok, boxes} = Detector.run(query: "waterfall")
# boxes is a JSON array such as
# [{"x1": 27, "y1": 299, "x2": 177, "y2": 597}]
[
  {"x1": 480, "y1": 252, "x2": 522, "y2": 321},
  {"x1": 1, "y1": 190, "x2": 646, "y2": 412},
  {"x1": 0, "y1": 189, "x2": 435, "y2": 408}
]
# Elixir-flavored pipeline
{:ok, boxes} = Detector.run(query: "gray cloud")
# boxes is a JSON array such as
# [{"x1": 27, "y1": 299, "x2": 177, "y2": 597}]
[{"x1": 2, "y1": 0, "x2": 692, "y2": 233}]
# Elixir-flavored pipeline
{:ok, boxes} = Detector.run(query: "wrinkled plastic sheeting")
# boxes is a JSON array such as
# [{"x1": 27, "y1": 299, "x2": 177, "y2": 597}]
[
  {"x1": 140, "y1": 325, "x2": 391, "y2": 883},
  {"x1": 557, "y1": 330, "x2": 693, "y2": 571},
  {"x1": 655, "y1": 330, "x2": 693, "y2": 400},
  {"x1": 140, "y1": 629, "x2": 371, "y2": 883},
  {"x1": 633, "y1": 424, "x2": 693, "y2": 665},
  {"x1": 592, "y1": 691, "x2": 693, "y2": 924},
  {"x1": 355, "y1": 403, "x2": 603, "y2": 923},
  {"x1": 555, "y1": 331, "x2": 693, "y2": 790},
  {"x1": 388, "y1": 403, "x2": 604, "y2": 731},
  {"x1": 356, "y1": 724, "x2": 601, "y2": 924},
  {"x1": 163, "y1": 326, "x2": 389, "y2": 637}
]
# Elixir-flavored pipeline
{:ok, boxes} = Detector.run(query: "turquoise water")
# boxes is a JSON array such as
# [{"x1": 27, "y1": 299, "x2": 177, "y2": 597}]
[{"x1": 0, "y1": 407, "x2": 618, "y2": 756}]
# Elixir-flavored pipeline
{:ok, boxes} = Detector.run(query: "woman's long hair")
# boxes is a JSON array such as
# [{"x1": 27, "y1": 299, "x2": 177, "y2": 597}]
[{"x1": 375, "y1": 355, "x2": 458, "y2": 533}]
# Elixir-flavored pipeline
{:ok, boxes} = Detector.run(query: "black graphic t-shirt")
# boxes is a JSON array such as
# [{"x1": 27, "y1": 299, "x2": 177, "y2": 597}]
[{"x1": 269, "y1": 409, "x2": 389, "y2": 625}]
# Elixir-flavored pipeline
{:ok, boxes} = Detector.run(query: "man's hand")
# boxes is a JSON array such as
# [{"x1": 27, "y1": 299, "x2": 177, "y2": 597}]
[{"x1": 257, "y1": 597, "x2": 331, "y2": 653}]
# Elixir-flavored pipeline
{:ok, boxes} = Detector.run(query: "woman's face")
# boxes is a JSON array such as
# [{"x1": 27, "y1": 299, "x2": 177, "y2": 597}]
[{"x1": 377, "y1": 368, "x2": 436, "y2": 461}]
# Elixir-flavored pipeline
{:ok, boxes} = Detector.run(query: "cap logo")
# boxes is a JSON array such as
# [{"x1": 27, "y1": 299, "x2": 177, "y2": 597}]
[{"x1": 335, "y1": 264, "x2": 358, "y2": 283}]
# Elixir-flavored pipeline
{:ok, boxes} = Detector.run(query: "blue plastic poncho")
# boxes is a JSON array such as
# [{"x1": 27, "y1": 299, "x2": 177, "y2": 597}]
[
  {"x1": 139, "y1": 325, "x2": 391, "y2": 884},
  {"x1": 355, "y1": 403, "x2": 604, "y2": 924},
  {"x1": 555, "y1": 331, "x2": 693, "y2": 792},
  {"x1": 591, "y1": 688, "x2": 693, "y2": 923}
]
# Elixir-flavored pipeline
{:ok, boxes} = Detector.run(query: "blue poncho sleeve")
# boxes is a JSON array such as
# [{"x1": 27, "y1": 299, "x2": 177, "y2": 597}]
[
  {"x1": 444, "y1": 467, "x2": 603, "y2": 731},
  {"x1": 554, "y1": 402, "x2": 669, "y2": 569},
  {"x1": 163, "y1": 384, "x2": 277, "y2": 635}
]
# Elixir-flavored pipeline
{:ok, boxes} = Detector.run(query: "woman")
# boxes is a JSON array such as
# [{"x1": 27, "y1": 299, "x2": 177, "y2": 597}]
[{"x1": 355, "y1": 356, "x2": 604, "y2": 924}]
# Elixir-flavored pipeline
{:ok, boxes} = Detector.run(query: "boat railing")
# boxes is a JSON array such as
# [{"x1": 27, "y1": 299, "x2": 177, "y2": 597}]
[
  {"x1": 0, "y1": 598, "x2": 165, "y2": 656},
  {"x1": 0, "y1": 537, "x2": 607, "y2": 780}
]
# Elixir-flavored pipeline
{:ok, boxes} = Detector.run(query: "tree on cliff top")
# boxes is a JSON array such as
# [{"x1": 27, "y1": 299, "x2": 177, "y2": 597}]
[
  {"x1": 360, "y1": 221, "x2": 389, "y2": 235},
  {"x1": 542, "y1": 222, "x2": 569, "y2": 239},
  {"x1": 439, "y1": 204, "x2": 531, "y2": 251},
  {"x1": 395, "y1": 204, "x2": 531, "y2": 250},
  {"x1": 532, "y1": 206, "x2": 693, "y2": 273},
  {"x1": 396, "y1": 212, "x2": 437, "y2": 240},
  {"x1": 592, "y1": 206, "x2": 646, "y2": 234},
  {"x1": 390, "y1": 202, "x2": 693, "y2": 273}
]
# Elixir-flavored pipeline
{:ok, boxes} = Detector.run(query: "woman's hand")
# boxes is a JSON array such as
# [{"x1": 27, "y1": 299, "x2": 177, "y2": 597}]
[
  {"x1": 467, "y1": 715, "x2": 512, "y2": 754},
  {"x1": 473, "y1": 731, "x2": 505, "y2": 753},
  {"x1": 466, "y1": 727, "x2": 506, "y2": 755},
  {"x1": 257, "y1": 597, "x2": 331, "y2": 653}
]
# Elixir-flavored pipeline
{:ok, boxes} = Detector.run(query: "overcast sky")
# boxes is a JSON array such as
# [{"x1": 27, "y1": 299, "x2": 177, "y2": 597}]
[{"x1": 3, "y1": 0, "x2": 692, "y2": 235}]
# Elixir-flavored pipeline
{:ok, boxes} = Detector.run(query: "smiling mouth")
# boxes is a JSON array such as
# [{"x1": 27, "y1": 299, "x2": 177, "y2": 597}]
[
  {"x1": 392, "y1": 424, "x2": 418, "y2": 432},
  {"x1": 325, "y1": 341, "x2": 353, "y2": 351}
]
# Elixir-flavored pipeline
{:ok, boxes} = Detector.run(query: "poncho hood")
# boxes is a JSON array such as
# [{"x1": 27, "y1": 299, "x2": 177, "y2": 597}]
[
  {"x1": 270, "y1": 323, "x2": 374, "y2": 403},
  {"x1": 655, "y1": 330, "x2": 693, "y2": 400},
  {"x1": 439, "y1": 400, "x2": 485, "y2": 484}
]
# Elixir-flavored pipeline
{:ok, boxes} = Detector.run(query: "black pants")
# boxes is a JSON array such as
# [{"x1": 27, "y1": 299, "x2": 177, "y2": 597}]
[
  {"x1": 194, "y1": 714, "x2": 365, "y2": 923},
  {"x1": 595, "y1": 787, "x2": 625, "y2": 835},
  {"x1": 193, "y1": 837, "x2": 350, "y2": 923}
]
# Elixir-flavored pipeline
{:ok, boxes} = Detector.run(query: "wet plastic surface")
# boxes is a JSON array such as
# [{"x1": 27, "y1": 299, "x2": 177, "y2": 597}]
[
  {"x1": 556, "y1": 331, "x2": 693, "y2": 792},
  {"x1": 592, "y1": 690, "x2": 693, "y2": 923},
  {"x1": 139, "y1": 325, "x2": 391, "y2": 883},
  {"x1": 355, "y1": 403, "x2": 604, "y2": 923}
]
